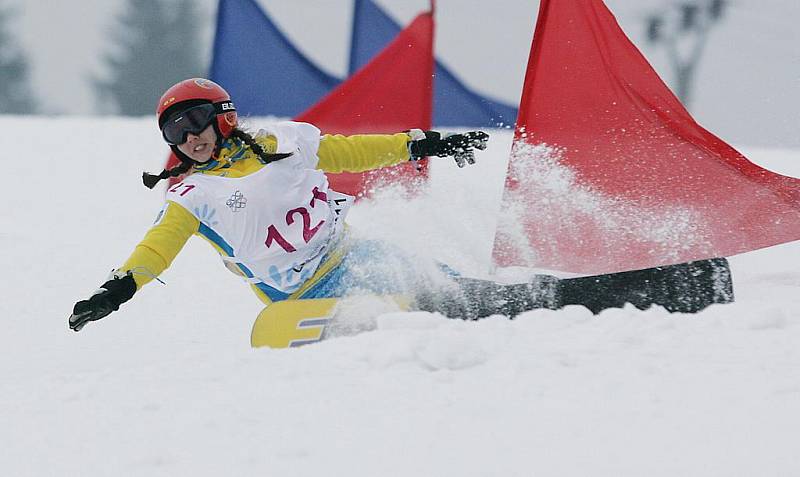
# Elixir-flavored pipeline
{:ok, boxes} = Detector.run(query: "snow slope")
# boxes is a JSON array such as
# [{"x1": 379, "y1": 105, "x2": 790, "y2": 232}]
[{"x1": 1, "y1": 117, "x2": 799, "y2": 476}]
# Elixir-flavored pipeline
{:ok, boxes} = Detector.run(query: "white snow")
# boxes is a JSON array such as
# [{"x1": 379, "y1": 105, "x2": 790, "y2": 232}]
[{"x1": 1, "y1": 116, "x2": 799, "y2": 476}]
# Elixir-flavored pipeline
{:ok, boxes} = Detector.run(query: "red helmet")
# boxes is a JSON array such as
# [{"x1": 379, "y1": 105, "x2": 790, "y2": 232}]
[{"x1": 156, "y1": 78, "x2": 237, "y2": 139}]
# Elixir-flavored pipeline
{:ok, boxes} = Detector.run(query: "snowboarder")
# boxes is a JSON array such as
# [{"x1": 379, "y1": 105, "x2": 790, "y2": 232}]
[
  {"x1": 68, "y1": 78, "x2": 493, "y2": 331},
  {"x1": 69, "y1": 78, "x2": 732, "y2": 334}
]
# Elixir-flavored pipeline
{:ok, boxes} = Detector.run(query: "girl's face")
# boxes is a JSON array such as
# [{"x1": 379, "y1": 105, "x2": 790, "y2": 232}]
[{"x1": 176, "y1": 124, "x2": 218, "y2": 164}]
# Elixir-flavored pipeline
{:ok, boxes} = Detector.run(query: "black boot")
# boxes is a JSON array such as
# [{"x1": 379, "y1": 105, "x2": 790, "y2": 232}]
[
  {"x1": 559, "y1": 257, "x2": 733, "y2": 314},
  {"x1": 414, "y1": 258, "x2": 733, "y2": 319},
  {"x1": 414, "y1": 274, "x2": 560, "y2": 319}
]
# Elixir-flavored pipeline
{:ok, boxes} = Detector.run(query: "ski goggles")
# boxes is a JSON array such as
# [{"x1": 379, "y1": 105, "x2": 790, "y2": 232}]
[{"x1": 161, "y1": 102, "x2": 234, "y2": 145}]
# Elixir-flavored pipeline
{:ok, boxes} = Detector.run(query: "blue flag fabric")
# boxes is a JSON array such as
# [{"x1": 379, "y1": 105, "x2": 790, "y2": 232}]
[
  {"x1": 209, "y1": 0, "x2": 341, "y2": 118},
  {"x1": 349, "y1": 0, "x2": 518, "y2": 127}
]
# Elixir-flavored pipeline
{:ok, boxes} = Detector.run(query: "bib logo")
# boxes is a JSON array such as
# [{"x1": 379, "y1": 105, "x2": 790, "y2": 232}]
[{"x1": 226, "y1": 190, "x2": 247, "y2": 212}]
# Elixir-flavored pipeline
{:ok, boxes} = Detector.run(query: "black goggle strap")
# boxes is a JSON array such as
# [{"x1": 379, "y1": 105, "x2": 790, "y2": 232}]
[
  {"x1": 214, "y1": 101, "x2": 235, "y2": 114},
  {"x1": 163, "y1": 101, "x2": 235, "y2": 128}
]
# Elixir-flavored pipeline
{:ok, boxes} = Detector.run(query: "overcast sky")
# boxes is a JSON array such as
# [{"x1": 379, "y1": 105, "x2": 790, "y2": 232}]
[{"x1": 9, "y1": 0, "x2": 800, "y2": 147}]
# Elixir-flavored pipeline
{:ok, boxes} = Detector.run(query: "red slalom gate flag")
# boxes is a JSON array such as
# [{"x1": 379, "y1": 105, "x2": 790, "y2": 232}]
[
  {"x1": 491, "y1": 0, "x2": 800, "y2": 275},
  {"x1": 296, "y1": 11, "x2": 434, "y2": 197}
]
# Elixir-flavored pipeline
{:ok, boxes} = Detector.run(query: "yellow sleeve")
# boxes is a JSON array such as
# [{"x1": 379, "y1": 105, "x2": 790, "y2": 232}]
[
  {"x1": 317, "y1": 133, "x2": 411, "y2": 173},
  {"x1": 119, "y1": 201, "x2": 200, "y2": 289}
]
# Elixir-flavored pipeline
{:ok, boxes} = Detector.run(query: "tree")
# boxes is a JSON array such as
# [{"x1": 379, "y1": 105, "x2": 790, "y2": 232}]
[
  {"x1": 95, "y1": 0, "x2": 205, "y2": 116},
  {"x1": 646, "y1": 0, "x2": 727, "y2": 108},
  {"x1": 0, "y1": 3, "x2": 36, "y2": 114}
]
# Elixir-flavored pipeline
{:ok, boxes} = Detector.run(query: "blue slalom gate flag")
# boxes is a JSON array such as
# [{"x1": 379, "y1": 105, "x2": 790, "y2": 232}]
[
  {"x1": 209, "y1": 0, "x2": 341, "y2": 118},
  {"x1": 349, "y1": 0, "x2": 518, "y2": 127}
]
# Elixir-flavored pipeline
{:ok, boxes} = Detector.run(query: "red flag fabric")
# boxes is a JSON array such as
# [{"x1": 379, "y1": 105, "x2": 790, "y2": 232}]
[
  {"x1": 296, "y1": 12, "x2": 434, "y2": 197},
  {"x1": 492, "y1": 0, "x2": 800, "y2": 274}
]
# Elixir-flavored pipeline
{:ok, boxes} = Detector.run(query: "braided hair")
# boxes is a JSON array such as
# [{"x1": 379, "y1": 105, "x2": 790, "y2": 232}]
[
  {"x1": 142, "y1": 161, "x2": 192, "y2": 189},
  {"x1": 229, "y1": 128, "x2": 293, "y2": 165},
  {"x1": 142, "y1": 127, "x2": 292, "y2": 189}
]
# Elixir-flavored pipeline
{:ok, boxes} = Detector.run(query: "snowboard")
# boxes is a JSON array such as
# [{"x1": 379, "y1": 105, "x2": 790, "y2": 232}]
[
  {"x1": 251, "y1": 257, "x2": 733, "y2": 349},
  {"x1": 251, "y1": 295, "x2": 411, "y2": 348}
]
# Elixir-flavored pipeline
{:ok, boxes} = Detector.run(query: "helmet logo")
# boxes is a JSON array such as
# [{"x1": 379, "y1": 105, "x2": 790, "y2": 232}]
[{"x1": 194, "y1": 78, "x2": 215, "y2": 89}]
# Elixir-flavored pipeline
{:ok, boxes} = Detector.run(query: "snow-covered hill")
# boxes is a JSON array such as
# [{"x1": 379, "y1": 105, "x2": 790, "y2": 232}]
[{"x1": 1, "y1": 117, "x2": 799, "y2": 476}]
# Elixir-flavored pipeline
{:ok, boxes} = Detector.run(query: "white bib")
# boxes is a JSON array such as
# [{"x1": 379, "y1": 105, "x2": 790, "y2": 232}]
[{"x1": 167, "y1": 122, "x2": 352, "y2": 299}]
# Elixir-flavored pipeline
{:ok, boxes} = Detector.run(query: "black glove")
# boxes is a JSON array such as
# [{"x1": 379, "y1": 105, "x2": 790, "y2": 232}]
[
  {"x1": 408, "y1": 129, "x2": 489, "y2": 167},
  {"x1": 69, "y1": 271, "x2": 137, "y2": 332}
]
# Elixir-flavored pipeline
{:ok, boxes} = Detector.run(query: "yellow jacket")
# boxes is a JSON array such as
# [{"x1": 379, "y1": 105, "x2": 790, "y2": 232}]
[{"x1": 120, "y1": 131, "x2": 411, "y2": 302}]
